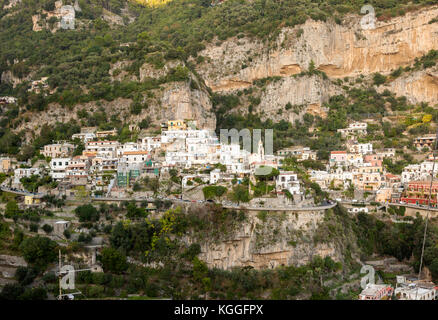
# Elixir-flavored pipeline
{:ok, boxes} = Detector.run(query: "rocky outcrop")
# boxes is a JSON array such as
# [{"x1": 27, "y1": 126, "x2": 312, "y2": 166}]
[
  {"x1": 197, "y1": 6, "x2": 438, "y2": 95},
  {"x1": 157, "y1": 81, "x2": 216, "y2": 130},
  {"x1": 196, "y1": 210, "x2": 341, "y2": 270},
  {"x1": 15, "y1": 98, "x2": 132, "y2": 137},
  {"x1": 109, "y1": 60, "x2": 137, "y2": 82},
  {"x1": 31, "y1": 0, "x2": 65, "y2": 32},
  {"x1": 0, "y1": 254, "x2": 27, "y2": 287},
  {"x1": 1, "y1": 70, "x2": 29, "y2": 87},
  {"x1": 139, "y1": 60, "x2": 182, "y2": 81},
  {"x1": 102, "y1": 8, "x2": 124, "y2": 26},
  {"x1": 257, "y1": 75, "x2": 339, "y2": 122},
  {"x1": 386, "y1": 67, "x2": 438, "y2": 105},
  {"x1": 139, "y1": 60, "x2": 216, "y2": 129},
  {"x1": 15, "y1": 81, "x2": 215, "y2": 134},
  {"x1": 3, "y1": 0, "x2": 21, "y2": 9}
]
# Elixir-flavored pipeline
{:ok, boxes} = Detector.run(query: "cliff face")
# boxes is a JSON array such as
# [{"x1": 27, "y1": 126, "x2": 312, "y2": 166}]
[
  {"x1": 193, "y1": 210, "x2": 343, "y2": 270},
  {"x1": 140, "y1": 60, "x2": 216, "y2": 130},
  {"x1": 256, "y1": 75, "x2": 339, "y2": 122},
  {"x1": 198, "y1": 6, "x2": 438, "y2": 87},
  {"x1": 158, "y1": 81, "x2": 216, "y2": 130},
  {"x1": 386, "y1": 67, "x2": 438, "y2": 105},
  {"x1": 196, "y1": 6, "x2": 438, "y2": 106}
]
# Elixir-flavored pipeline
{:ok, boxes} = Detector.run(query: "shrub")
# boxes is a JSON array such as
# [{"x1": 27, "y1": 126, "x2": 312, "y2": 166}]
[
  {"x1": 15, "y1": 266, "x2": 38, "y2": 285},
  {"x1": 29, "y1": 223, "x2": 38, "y2": 232},
  {"x1": 19, "y1": 236, "x2": 57, "y2": 269},
  {"x1": 63, "y1": 229, "x2": 71, "y2": 239},
  {"x1": 373, "y1": 73, "x2": 386, "y2": 85},
  {"x1": 75, "y1": 204, "x2": 100, "y2": 222},
  {"x1": 100, "y1": 247, "x2": 128, "y2": 274},
  {"x1": 42, "y1": 224, "x2": 53, "y2": 234}
]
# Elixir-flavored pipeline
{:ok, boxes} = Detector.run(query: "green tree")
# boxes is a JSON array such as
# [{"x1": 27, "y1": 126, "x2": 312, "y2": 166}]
[
  {"x1": 19, "y1": 236, "x2": 57, "y2": 270},
  {"x1": 75, "y1": 204, "x2": 99, "y2": 222},
  {"x1": 100, "y1": 247, "x2": 128, "y2": 274},
  {"x1": 5, "y1": 200, "x2": 20, "y2": 219},
  {"x1": 232, "y1": 185, "x2": 250, "y2": 204}
]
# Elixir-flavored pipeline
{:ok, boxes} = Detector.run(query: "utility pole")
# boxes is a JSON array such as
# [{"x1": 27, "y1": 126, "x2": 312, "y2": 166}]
[{"x1": 58, "y1": 249, "x2": 62, "y2": 299}]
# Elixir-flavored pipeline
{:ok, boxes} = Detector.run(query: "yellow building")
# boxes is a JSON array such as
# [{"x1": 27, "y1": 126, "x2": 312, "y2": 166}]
[
  {"x1": 24, "y1": 195, "x2": 42, "y2": 206},
  {"x1": 375, "y1": 188, "x2": 392, "y2": 203},
  {"x1": 167, "y1": 120, "x2": 186, "y2": 131},
  {"x1": 96, "y1": 128, "x2": 118, "y2": 138},
  {"x1": 0, "y1": 158, "x2": 12, "y2": 173}
]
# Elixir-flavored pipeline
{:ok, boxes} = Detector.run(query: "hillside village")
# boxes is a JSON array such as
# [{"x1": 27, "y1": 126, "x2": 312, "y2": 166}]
[{"x1": 0, "y1": 113, "x2": 437, "y2": 212}]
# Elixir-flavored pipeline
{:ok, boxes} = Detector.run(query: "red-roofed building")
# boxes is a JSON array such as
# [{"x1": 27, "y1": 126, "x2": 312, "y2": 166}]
[
  {"x1": 330, "y1": 151, "x2": 347, "y2": 166},
  {"x1": 401, "y1": 181, "x2": 438, "y2": 206},
  {"x1": 385, "y1": 173, "x2": 401, "y2": 187}
]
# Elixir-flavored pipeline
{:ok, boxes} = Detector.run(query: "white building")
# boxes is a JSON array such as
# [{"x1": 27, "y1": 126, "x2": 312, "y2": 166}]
[
  {"x1": 41, "y1": 142, "x2": 75, "y2": 158},
  {"x1": 186, "y1": 136, "x2": 221, "y2": 166},
  {"x1": 85, "y1": 140, "x2": 119, "y2": 158},
  {"x1": 359, "y1": 284, "x2": 393, "y2": 300},
  {"x1": 378, "y1": 148, "x2": 396, "y2": 158},
  {"x1": 117, "y1": 142, "x2": 142, "y2": 157},
  {"x1": 329, "y1": 167, "x2": 354, "y2": 187},
  {"x1": 120, "y1": 151, "x2": 149, "y2": 165},
  {"x1": 276, "y1": 146, "x2": 316, "y2": 161},
  {"x1": 309, "y1": 170, "x2": 329, "y2": 189},
  {"x1": 395, "y1": 283, "x2": 437, "y2": 300},
  {"x1": 276, "y1": 171, "x2": 301, "y2": 195},
  {"x1": 346, "y1": 153, "x2": 364, "y2": 166},
  {"x1": 65, "y1": 156, "x2": 89, "y2": 177},
  {"x1": 13, "y1": 168, "x2": 40, "y2": 184},
  {"x1": 337, "y1": 122, "x2": 367, "y2": 138},
  {"x1": 401, "y1": 161, "x2": 437, "y2": 183},
  {"x1": 210, "y1": 169, "x2": 221, "y2": 184},
  {"x1": 72, "y1": 132, "x2": 96, "y2": 143},
  {"x1": 300, "y1": 148, "x2": 317, "y2": 161},
  {"x1": 50, "y1": 158, "x2": 71, "y2": 180},
  {"x1": 220, "y1": 144, "x2": 250, "y2": 174},
  {"x1": 349, "y1": 143, "x2": 373, "y2": 155},
  {"x1": 138, "y1": 136, "x2": 161, "y2": 152},
  {"x1": 161, "y1": 129, "x2": 213, "y2": 143},
  {"x1": 401, "y1": 164, "x2": 421, "y2": 183}
]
